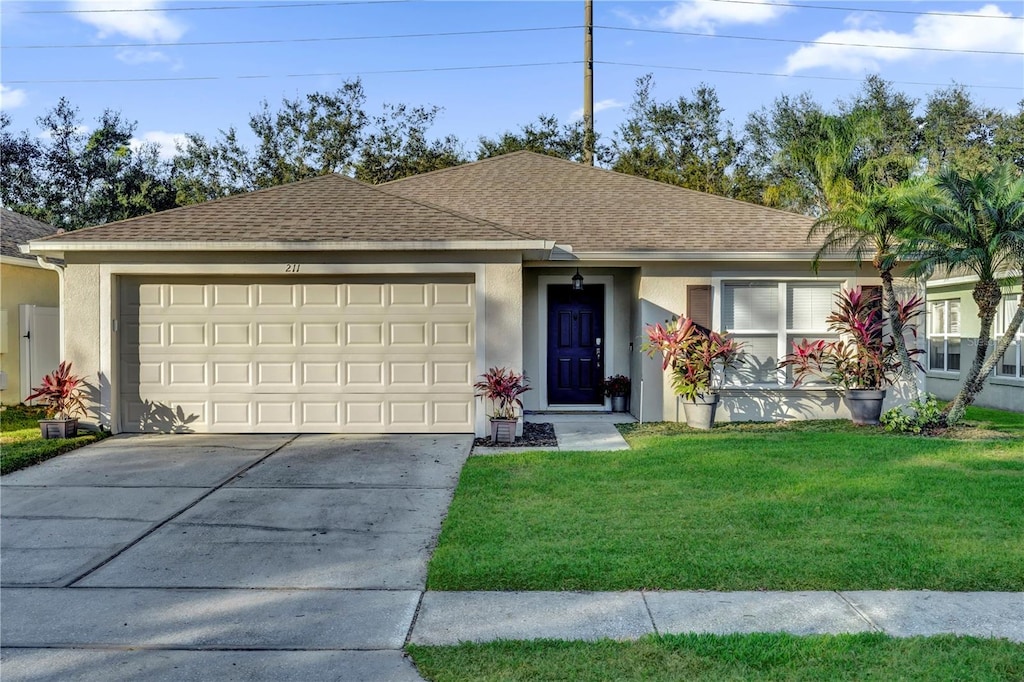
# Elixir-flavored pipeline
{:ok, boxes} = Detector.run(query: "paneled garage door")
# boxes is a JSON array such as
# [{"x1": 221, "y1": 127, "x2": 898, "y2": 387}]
[{"x1": 119, "y1": 276, "x2": 476, "y2": 433}]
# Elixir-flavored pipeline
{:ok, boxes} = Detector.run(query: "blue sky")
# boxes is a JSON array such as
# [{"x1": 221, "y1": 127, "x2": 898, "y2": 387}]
[{"x1": 2, "y1": 0, "x2": 1022, "y2": 160}]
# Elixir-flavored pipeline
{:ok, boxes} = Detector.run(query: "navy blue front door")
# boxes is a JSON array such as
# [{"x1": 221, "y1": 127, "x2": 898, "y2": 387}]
[{"x1": 547, "y1": 284, "x2": 604, "y2": 405}]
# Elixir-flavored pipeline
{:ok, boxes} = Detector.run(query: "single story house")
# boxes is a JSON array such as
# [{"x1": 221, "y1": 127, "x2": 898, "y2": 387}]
[
  {"x1": 925, "y1": 272, "x2": 1023, "y2": 413},
  {"x1": 1, "y1": 209, "x2": 61, "y2": 405},
  {"x1": 26, "y1": 151, "x2": 913, "y2": 436}
]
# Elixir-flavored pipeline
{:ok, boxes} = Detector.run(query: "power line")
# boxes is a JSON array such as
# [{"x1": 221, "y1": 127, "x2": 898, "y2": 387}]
[
  {"x1": 599, "y1": 25, "x2": 1024, "y2": 57},
  {"x1": 19, "y1": 0, "x2": 406, "y2": 14},
  {"x1": 5, "y1": 26, "x2": 580, "y2": 50},
  {"x1": 8, "y1": 23, "x2": 1021, "y2": 58},
  {"x1": 5, "y1": 61, "x2": 582, "y2": 85},
  {"x1": 597, "y1": 60, "x2": 1024, "y2": 91},
  {"x1": 8, "y1": 59, "x2": 1019, "y2": 92},
  {"x1": 708, "y1": 0, "x2": 1024, "y2": 20}
]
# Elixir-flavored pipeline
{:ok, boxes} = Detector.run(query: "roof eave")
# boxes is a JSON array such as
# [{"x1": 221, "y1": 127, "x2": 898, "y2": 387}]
[
  {"x1": 554, "y1": 250, "x2": 842, "y2": 262},
  {"x1": 25, "y1": 239, "x2": 556, "y2": 257}
]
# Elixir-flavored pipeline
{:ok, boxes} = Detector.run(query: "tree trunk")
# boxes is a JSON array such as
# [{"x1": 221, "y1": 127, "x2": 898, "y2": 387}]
[
  {"x1": 880, "y1": 269, "x2": 920, "y2": 404},
  {"x1": 971, "y1": 291, "x2": 1024, "y2": 395},
  {"x1": 945, "y1": 279, "x2": 1003, "y2": 425}
]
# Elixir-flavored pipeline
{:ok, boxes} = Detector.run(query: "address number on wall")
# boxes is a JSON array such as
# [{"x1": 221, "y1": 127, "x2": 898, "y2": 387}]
[{"x1": 285, "y1": 264, "x2": 301, "y2": 273}]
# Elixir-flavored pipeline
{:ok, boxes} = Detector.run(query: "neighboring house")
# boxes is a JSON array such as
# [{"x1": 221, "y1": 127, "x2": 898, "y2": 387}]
[
  {"x1": 925, "y1": 273, "x2": 1024, "y2": 413},
  {"x1": 26, "y1": 152, "x2": 908, "y2": 436},
  {"x1": 0, "y1": 210, "x2": 61, "y2": 406}
]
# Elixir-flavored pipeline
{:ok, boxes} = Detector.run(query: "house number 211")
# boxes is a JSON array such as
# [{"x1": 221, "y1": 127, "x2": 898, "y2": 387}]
[{"x1": 285, "y1": 264, "x2": 301, "y2": 273}]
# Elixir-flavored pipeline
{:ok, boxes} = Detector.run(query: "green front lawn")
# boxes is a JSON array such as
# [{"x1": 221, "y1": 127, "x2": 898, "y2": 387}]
[
  {"x1": 1, "y1": 405, "x2": 103, "y2": 475},
  {"x1": 408, "y1": 634, "x2": 1024, "y2": 682},
  {"x1": 427, "y1": 409, "x2": 1024, "y2": 592}
]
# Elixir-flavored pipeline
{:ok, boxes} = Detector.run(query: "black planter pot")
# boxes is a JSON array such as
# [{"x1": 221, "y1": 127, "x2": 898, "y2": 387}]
[
  {"x1": 611, "y1": 395, "x2": 628, "y2": 412},
  {"x1": 844, "y1": 389, "x2": 887, "y2": 426}
]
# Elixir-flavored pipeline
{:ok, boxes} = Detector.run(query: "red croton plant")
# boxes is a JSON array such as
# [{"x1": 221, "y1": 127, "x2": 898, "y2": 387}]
[
  {"x1": 642, "y1": 316, "x2": 744, "y2": 402},
  {"x1": 779, "y1": 287, "x2": 924, "y2": 391},
  {"x1": 25, "y1": 360, "x2": 88, "y2": 420},
  {"x1": 473, "y1": 367, "x2": 531, "y2": 420}
]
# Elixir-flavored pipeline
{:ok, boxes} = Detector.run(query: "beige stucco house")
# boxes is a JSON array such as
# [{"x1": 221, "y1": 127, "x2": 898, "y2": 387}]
[
  {"x1": 1, "y1": 210, "x2": 60, "y2": 405},
  {"x1": 26, "y1": 152, "x2": 902, "y2": 436}
]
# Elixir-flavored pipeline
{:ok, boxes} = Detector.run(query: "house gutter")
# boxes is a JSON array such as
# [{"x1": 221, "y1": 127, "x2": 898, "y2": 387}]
[
  {"x1": 547, "y1": 250, "x2": 848, "y2": 262},
  {"x1": 24, "y1": 239, "x2": 556, "y2": 258},
  {"x1": 34, "y1": 256, "x2": 66, "y2": 358}
]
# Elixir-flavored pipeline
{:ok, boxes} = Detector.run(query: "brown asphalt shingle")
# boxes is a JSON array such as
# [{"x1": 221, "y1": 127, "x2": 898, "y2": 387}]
[
  {"x1": 1, "y1": 209, "x2": 59, "y2": 260},
  {"x1": 385, "y1": 151, "x2": 819, "y2": 253},
  {"x1": 31, "y1": 173, "x2": 536, "y2": 245}
]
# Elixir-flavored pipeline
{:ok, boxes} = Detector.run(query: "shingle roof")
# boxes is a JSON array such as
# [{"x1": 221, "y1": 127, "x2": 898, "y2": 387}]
[
  {"x1": 385, "y1": 151, "x2": 819, "y2": 253},
  {"x1": 1, "y1": 209, "x2": 59, "y2": 260},
  {"x1": 31, "y1": 173, "x2": 537, "y2": 245}
]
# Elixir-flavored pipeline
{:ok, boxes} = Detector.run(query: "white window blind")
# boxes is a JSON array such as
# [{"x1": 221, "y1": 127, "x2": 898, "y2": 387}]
[
  {"x1": 723, "y1": 283, "x2": 777, "y2": 330},
  {"x1": 787, "y1": 283, "x2": 840, "y2": 331}
]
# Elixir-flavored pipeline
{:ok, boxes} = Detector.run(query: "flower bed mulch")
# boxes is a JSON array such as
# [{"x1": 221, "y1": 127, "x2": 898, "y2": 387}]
[{"x1": 472, "y1": 421, "x2": 557, "y2": 448}]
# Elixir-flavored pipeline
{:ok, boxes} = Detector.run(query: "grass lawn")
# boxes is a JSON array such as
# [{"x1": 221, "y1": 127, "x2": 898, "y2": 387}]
[
  {"x1": 427, "y1": 407, "x2": 1024, "y2": 592},
  {"x1": 407, "y1": 633, "x2": 1024, "y2": 682},
  {"x1": 1, "y1": 405, "x2": 104, "y2": 475}
]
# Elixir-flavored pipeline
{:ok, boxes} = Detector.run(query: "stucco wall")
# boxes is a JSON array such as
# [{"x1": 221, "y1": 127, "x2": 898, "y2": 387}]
[
  {"x1": 925, "y1": 279, "x2": 1024, "y2": 413},
  {"x1": 61, "y1": 263, "x2": 102, "y2": 420},
  {"x1": 0, "y1": 261, "x2": 59, "y2": 404}
]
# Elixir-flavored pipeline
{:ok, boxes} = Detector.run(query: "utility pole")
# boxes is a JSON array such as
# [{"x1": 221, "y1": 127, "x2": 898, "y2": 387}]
[{"x1": 583, "y1": 0, "x2": 594, "y2": 166}]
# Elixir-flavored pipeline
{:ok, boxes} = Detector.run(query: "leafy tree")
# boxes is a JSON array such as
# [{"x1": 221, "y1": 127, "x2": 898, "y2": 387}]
[
  {"x1": 171, "y1": 129, "x2": 254, "y2": 205},
  {"x1": 612, "y1": 75, "x2": 753, "y2": 199},
  {"x1": 993, "y1": 100, "x2": 1024, "y2": 171},
  {"x1": 477, "y1": 114, "x2": 597, "y2": 163},
  {"x1": 355, "y1": 103, "x2": 465, "y2": 184},
  {"x1": 899, "y1": 165, "x2": 1024, "y2": 424},
  {"x1": 919, "y1": 85, "x2": 1002, "y2": 174},
  {"x1": 1, "y1": 112, "x2": 45, "y2": 217}
]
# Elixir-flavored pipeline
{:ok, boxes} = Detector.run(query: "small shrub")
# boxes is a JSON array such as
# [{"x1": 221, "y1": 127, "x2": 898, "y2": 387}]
[{"x1": 881, "y1": 394, "x2": 945, "y2": 434}]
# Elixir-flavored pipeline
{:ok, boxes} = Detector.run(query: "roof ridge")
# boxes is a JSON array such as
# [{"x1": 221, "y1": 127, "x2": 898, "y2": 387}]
[{"x1": 380, "y1": 150, "x2": 536, "y2": 187}]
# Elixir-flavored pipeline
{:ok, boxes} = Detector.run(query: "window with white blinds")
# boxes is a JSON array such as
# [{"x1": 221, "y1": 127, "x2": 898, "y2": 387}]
[
  {"x1": 721, "y1": 281, "x2": 841, "y2": 386},
  {"x1": 928, "y1": 299, "x2": 961, "y2": 373},
  {"x1": 996, "y1": 294, "x2": 1022, "y2": 379}
]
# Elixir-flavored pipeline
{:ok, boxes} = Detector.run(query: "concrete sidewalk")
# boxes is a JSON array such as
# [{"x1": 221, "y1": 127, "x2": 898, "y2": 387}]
[
  {"x1": 474, "y1": 413, "x2": 634, "y2": 454},
  {"x1": 410, "y1": 590, "x2": 1024, "y2": 645}
]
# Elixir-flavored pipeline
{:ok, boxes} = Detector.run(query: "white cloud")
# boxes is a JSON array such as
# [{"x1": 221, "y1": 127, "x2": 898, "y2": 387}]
[
  {"x1": 571, "y1": 99, "x2": 626, "y2": 120},
  {"x1": 1, "y1": 84, "x2": 28, "y2": 110},
  {"x1": 70, "y1": 0, "x2": 185, "y2": 42},
  {"x1": 653, "y1": 0, "x2": 790, "y2": 33},
  {"x1": 785, "y1": 4, "x2": 1023, "y2": 74},
  {"x1": 131, "y1": 130, "x2": 188, "y2": 160}
]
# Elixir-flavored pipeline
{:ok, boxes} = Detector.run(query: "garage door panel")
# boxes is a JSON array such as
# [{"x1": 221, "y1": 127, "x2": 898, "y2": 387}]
[{"x1": 120, "y1": 276, "x2": 476, "y2": 433}]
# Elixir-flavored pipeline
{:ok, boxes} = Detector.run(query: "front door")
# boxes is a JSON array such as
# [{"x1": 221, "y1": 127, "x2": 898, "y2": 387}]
[{"x1": 547, "y1": 284, "x2": 604, "y2": 405}]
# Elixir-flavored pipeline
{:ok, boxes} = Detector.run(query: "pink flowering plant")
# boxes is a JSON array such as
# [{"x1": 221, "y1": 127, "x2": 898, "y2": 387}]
[
  {"x1": 25, "y1": 361, "x2": 88, "y2": 420},
  {"x1": 474, "y1": 367, "x2": 531, "y2": 419},
  {"x1": 779, "y1": 287, "x2": 924, "y2": 391},
  {"x1": 642, "y1": 316, "x2": 744, "y2": 402}
]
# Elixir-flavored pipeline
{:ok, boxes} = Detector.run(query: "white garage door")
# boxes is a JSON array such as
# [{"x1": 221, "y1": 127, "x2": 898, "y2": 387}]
[{"x1": 119, "y1": 276, "x2": 476, "y2": 433}]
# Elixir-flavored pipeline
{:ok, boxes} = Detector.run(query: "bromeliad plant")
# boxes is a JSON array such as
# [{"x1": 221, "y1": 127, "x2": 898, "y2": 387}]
[
  {"x1": 474, "y1": 367, "x2": 531, "y2": 420},
  {"x1": 601, "y1": 375, "x2": 631, "y2": 398},
  {"x1": 779, "y1": 287, "x2": 924, "y2": 390},
  {"x1": 642, "y1": 317, "x2": 744, "y2": 402},
  {"x1": 25, "y1": 361, "x2": 88, "y2": 420}
]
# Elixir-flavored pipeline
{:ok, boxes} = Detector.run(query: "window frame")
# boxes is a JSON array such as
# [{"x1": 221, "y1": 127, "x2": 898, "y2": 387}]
[
  {"x1": 927, "y1": 298, "x2": 961, "y2": 374},
  {"x1": 713, "y1": 277, "x2": 846, "y2": 388},
  {"x1": 994, "y1": 293, "x2": 1023, "y2": 380}
]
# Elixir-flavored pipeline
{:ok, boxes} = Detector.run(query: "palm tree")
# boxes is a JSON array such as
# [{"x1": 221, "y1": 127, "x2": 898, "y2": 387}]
[
  {"x1": 899, "y1": 164, "x2": 1024, "y2": 424},
  {"x1": 805, "y1": 111, "x2": 923, "y2": 402},
  {"x1": 811, "y1": 184, "x2": 922, "y2": 403}
]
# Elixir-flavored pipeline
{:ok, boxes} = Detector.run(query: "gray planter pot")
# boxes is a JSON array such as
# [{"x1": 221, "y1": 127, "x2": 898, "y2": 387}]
[
  {"x1": 39, "y1": 418, "x2": 79, "y2": 439},
  {"x1": 490, "y1": 418, "x2": 518, "y2": 444},
  {"x1": 844, "y1": 389, "x2": 887, "y2": 426},
  {"x1": 611, "y1": 395, "x2": 628, "y2": 412},
  {"x1": 681, "y1": 393, "x2": 720, "y2": 430}
]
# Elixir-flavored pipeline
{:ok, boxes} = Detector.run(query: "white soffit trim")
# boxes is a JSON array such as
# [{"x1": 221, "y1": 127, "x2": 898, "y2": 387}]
[
  {"x1": 555, "y1": 250, "x2": 841, "y2": 262},
  {"x1": 24, "y1": 239, "x2": 556, "y2": 256},
  {"x1": 0, "y1": 254, "x2": 46, "y2": 269},
  {"x1": 926, "y1": 270, "x2": 1022, "y2": 288}
]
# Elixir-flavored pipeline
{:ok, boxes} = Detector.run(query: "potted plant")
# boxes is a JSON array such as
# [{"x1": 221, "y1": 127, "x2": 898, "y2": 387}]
[
  {"x1": 474, "y1": 367, "x2": 531, "y2": 444},
  {"x1": 25, "y1": 361, "x2": 88, "y2": 439},
  {"x1": 642, "y1": 317, "x2": 744, "y2": 429},
  {"x1": 778, "y1": 287, "x2": 924, "y2": 425},
  {"x1": 601, "y1": 375, "x2": 631, "y2": 412}
]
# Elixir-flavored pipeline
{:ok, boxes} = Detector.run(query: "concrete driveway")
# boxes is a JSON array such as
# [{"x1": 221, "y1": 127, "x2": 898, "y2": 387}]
[{"x1": 1, "y1": 433, "x2": 471, "y2": 681}]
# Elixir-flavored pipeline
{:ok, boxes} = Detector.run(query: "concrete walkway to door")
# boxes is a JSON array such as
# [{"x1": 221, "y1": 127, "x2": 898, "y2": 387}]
[{"x1": 1, "y1": 433, "x2": 471, "y2": 681}]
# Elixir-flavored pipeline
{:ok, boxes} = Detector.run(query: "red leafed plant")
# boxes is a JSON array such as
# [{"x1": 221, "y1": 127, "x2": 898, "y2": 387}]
[
  {"x1": 779, "y1": 287, "x2": 924, "y2": 390},
  {"x1": 474, "y1": 367, "x2": 531, "y2": 420},
  {"x1": 25, "y1": 360, "x2": 88, "y2": 420},
  {"x1": 642, "y1": 316, "x2": 744, "y2": 402}
]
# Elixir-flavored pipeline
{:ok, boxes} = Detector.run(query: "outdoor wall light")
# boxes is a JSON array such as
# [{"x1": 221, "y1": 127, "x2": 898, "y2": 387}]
[{"x1": 572, "y1": 267, "x2": 584, "y2": 291}]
